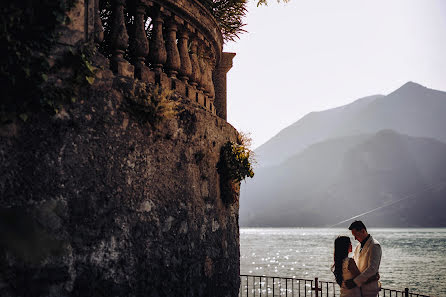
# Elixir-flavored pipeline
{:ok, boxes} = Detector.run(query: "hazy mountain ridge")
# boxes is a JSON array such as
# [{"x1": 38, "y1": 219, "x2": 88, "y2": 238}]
[
  {"x1": 241, "y1": 82, "x2": 446, "y2": 227},
  {"x1": 241, "y1": 130, "x2": 446, "y2": 227},
  {"x1": 255, "y1": 82, "x2": 446, "y2": 167}
]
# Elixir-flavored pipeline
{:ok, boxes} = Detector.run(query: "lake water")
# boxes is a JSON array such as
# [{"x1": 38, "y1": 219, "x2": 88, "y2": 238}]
[{"x1": 240, "y1": 228, "x2": 446, "y2": 297}]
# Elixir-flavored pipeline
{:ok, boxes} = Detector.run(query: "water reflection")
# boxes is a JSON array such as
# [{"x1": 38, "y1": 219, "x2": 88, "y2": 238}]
[{"x1": 240, "y1": 228, "x2": 446, "y2": 296}]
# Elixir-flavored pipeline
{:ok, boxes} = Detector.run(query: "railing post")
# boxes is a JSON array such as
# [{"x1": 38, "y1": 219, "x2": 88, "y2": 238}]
[
  {"x1": 312, "y1": 277, "x2": 322, "y2": 297},
  {"x1": 213, "y1": 52, "x2": 236, "y2": 120},
  {"x1": 405, "y1": 288, "x2": 409, "y2": 297}
]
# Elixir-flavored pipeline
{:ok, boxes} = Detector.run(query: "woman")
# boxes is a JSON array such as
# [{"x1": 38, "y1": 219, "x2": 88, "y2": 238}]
[{"x1": 332, "y1": 236, "x2": 361, "y2": 297}]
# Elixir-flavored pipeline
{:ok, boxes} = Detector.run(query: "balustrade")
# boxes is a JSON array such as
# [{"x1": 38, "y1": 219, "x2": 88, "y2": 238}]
[{"x1": 92, "y1": 0, "x2": 233, "y2": 117}]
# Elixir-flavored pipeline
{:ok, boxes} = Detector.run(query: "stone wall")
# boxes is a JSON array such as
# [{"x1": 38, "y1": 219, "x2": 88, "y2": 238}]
[{"x1": 0, "y1": 63, "x2": 240, "y2": 296}]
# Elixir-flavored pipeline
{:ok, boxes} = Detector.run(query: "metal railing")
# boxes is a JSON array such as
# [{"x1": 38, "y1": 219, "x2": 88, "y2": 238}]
[
  {"x1": 380, "y1": 288, "x2": 430, "y2": 297},
  {"x1": 239, "y1": 275, "x2": 431, "y2": 297}
]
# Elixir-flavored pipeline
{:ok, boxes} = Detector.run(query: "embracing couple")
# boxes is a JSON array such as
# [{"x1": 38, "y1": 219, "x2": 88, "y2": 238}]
[{"x1": 332, "y1": 220, "x2": 382, "y2": 297}]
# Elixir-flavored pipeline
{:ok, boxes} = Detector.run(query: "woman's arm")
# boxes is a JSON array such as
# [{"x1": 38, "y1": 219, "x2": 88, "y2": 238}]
[{"x1": 348, "y1": 258, "x2": 361, "y2": 277}]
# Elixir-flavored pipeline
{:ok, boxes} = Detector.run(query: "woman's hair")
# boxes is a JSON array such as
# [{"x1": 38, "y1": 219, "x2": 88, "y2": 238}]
[{"x1": 331, "y1": 236, "x2": 351, "y2": 286}]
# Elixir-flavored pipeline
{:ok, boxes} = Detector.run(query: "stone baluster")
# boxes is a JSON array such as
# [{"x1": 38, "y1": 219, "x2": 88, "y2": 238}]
[
  {"x1": 189, "y1": 38, "x2": 200, "y2": 87},
  {"x1": 148, "y1": 9, "x2": 167, "y2": 74},
  {"x1": 178, "y1": 25, "x2": 193, "y2": 83},
  {"x1": 197, "y1": 42, "x2": 207, "y2": 92},
  {"x1": 94, "y1": 0, "x2": 104, "y2": 44},
  {"x1": 204, "y1": 53, "x2": 215, "y2": 99},
  {"x1": 131, "y1": 0, "x2": 150, "y2": 80},
  {"x1": 165, "y1": 18, "x2": 181, "y2": 78},
  {"x1": 110, "y1": 0, "x2": 133, "y2": 77}
]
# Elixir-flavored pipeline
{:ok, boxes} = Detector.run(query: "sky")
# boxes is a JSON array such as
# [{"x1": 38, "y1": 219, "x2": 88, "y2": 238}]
[{"x1": 223, "y1": 0, "x2": 446, "y2": 149}]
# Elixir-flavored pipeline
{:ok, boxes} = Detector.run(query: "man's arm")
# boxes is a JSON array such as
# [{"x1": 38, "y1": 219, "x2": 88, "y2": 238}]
[{"x1": 353, "y1": 243, "x2": 382, "y2": 287}]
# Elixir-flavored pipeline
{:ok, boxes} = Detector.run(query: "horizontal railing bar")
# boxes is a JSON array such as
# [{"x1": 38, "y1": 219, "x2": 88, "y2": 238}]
[{"x1": 240, "y1": 274, "x2": 336, "y2": 284}]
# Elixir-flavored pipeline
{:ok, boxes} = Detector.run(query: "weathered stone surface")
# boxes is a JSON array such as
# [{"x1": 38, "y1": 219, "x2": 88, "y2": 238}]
[
  {"x1": 0, "y1": 65, "x2": 240, "y2": 296},
  {"x1": 112, "y1": 60, "x2": 135, "y2": 78},
  {"x1": 57, "y1": 0, "x2": 87, "y2": 46}
]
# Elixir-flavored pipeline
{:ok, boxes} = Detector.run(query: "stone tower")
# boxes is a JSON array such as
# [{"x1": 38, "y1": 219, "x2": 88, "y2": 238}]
[{"x1": 0, "y1": 0, "x2": 240, "y2": 296}]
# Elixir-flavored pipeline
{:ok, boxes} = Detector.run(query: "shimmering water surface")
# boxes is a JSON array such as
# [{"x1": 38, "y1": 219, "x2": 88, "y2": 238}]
[{"x1": 240, "y1": 228, "x2": 446, "y2": 297}]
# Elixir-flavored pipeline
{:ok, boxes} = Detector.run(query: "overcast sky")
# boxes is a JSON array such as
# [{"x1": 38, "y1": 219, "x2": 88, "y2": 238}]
[{"x1": 223, "y1": 0, "x2": 446, "y2": 149}]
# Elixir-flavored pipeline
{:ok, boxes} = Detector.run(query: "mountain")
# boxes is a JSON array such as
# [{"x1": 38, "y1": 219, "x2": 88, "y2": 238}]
[
  {"x1": 240, "y1": 130, "x2": 446, "y2": 227},
  {"x1": 255, "y1": 82, "x2": 446, "y2": 167}
]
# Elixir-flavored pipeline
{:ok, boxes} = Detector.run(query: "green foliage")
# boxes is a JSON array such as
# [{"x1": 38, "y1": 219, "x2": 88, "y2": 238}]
[
  {"x1": 0, "y1": 0, "x2": 77, "y2": 124},
  {"x1": 217, "y1": 140, "x2": 254, "y2": 183},
  {"x1": 200, "y1": 0, "x2": 290, "y2": 40},
  {"x1": 217, "y1": 133, "x2": 255, "y2": 204},
  {"x1": 199, "y1": 0, "x2": 248, "y2": 41},
  {"x1": 126, "y1": 84, "x2": 177, "y2": 128}
]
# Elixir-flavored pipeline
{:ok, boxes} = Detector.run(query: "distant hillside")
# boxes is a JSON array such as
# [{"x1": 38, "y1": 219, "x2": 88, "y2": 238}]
[
  {"x1": 240, "y1": 130, "x2": 446, "y2": 227},
  {"x1": 255, "y1": 82, "x2": 446, "y2": 167}
]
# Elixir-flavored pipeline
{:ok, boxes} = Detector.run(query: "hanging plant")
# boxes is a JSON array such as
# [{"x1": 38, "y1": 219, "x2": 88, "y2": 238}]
[{"x1": 217, "y1": 134, "x2": 254, "y2": 204}]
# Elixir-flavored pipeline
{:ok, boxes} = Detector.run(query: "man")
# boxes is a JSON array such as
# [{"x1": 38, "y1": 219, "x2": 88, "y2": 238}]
[{"x1": 345, "y1": 220, "x2": 382, "y2": 297}]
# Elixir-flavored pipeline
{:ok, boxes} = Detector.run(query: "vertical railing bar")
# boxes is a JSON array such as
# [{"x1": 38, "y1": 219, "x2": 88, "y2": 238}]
[
  {"x1": 273, "y1": 277, "x2": 275, "y2": 297},
  {"x1": 247, "y1": 276, "x2": 249, "y2": 297},
  {"x1": 292, "y1": 278, "x2": 294, "y2": 297},
  {"x1": 299, "y1": 280, "x2": 300, "y2": 297},
  {"x1": 280, "y1": 277, "x2": 282, "y2": 297},
  {"x1": 286, "y1": 278, "x2": 288, "y2": 297},
  {"x1": 266, "y1": 277, "x2": 268, "y2": 297},
  {"x1": 260, "y1": 276, "x2": 262, "y2": 297},
  {"x1": 254, "y1": 276, "x2": 256, "y2": 297}
]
